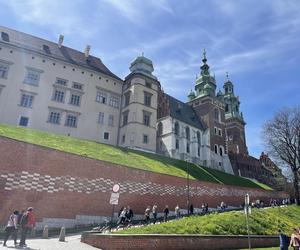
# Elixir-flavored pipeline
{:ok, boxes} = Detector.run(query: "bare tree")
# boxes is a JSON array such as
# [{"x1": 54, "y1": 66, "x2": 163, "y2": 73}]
[{"x1": 263, "y1": 106, "x2": 300, "y2": 205}]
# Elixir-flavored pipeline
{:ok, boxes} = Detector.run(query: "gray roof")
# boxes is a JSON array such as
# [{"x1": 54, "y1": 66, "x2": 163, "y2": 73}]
[
  {"x1": 165, "y1": 94, "x2": 206, "y2": 130},
  {"x1": 0, "y1": 26, "x2": 122, "y2": 81}
]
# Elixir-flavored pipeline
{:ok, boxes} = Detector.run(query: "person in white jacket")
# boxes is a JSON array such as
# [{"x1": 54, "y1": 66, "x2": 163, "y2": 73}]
[{"x1": 3, "y1": 210, "x2": 19, "y2": 247}]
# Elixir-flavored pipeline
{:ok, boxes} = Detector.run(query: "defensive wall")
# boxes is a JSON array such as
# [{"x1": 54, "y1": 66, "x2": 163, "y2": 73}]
[{"x1": 0, "y1": 136, "x2": 288, "y2": 228}]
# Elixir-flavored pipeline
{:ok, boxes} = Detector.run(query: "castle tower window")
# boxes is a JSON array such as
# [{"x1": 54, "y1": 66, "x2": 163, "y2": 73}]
[
  {"x1": 143, "y1": 111, "x2": 151, "y2": 126},
  {"x1": 186, "y1": 126, "x2": 190, "y2": 140},
  {"x1": 214, "y1": 108, "x2": 220, "y2": 122},
  {"x1": 144, "y1": 91, "x2": 152, "y2": 106},
  {"x1": 143, "y1": 134, "x2": 149, "y2": 144},
  {"x1": 219, "y1": 147, "x2": 223, "y2": 156},
  {"x1": 214, "y1": 145, "x2": 218, "y2": 154},
  {"x1": 158, "y1": 122, "x2": 163, "y2": 136},
  {"x1": 124, "y1": 92, "x2": 130, "y2": 106},
  {"x1": 122, "y1": 111, "x2": 129, "y2": 126},
  {"x1": 175, "y1": 139, "x2": 179, "y2": 149},
  {"x1": 174, "y1": 122, "x2": 179, "y2": 135}
]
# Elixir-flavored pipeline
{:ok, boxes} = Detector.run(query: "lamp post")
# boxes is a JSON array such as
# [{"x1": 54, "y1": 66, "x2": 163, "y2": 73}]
[{"x1": 245, "y1": 193, "x2": 251, "y2": 250}]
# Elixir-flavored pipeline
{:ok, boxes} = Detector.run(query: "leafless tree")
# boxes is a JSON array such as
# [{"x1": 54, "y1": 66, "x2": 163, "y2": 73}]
[{"x1": 263, "y1": 105, "x2": 300, "y2": 204}]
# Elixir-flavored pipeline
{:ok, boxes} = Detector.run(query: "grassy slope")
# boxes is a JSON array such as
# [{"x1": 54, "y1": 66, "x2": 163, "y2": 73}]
[
  {"x1": 0, "y1": 123, "x2": 268, "y2": 189},
  {"x1": 119, "y1": 205, "x2": 300, "y2": 235}
]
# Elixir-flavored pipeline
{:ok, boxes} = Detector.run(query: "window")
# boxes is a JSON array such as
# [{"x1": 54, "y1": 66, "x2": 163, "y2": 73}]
[
  {"x1": 124, "y1": 92, "x2": 130, "y2": 106},
  {"x1": 55, "y1": 78, "x2": 67, "y2": 86},
  {"x1": 98, "y1": 112, "x2": 104, "y2": 124},
  {"x1": 122, "y1": 111, "x2": 128, "y2": 126},
  {"x1": 65, "y1": 114, "x2": 77, "y2": 127},
  {"x1": 220, "y1": 147, "x2": 223, "y2": 156},
  {"x1": 122, "y1": 135, "x2": 125, "y2": 144},
  {"x1": 24, "y1": 69, "x2": 40, "y2": 86},
  {"x1": 53, "y1": 90, "x2": 65, "y2": 103},
  {"x1": 218, "y1": 129, "x2": 222, "y2": 136},
  {"x1": 175, "y1": 139, "x2": 179, "y2": 150},
  {"x1": 174, "y1": 122, "x2": 179, "y2": 135},
  {"x1": 108, "y1": 114, "x2": 114, "y2": 126},
  {"x1": 144, "y1": 92, "x2": 152, "y2": 106},
  {"x1": 186, "y1": 143, "x2": 190, "y2": 153},
  {"x1": 225, "y1": 104, "x2": 229, "y2": 112},
  {"x1": 109, "y1": 96, "x2": 119, "y2": 108},
  {"x1": 197, "y1": 132, "x2": 201, "y2": 144},
  {"x1": 143, "y1": 112, "x2": 151, "y2": 126},
  {"x1": 0, "y1": 63, "x2": 9, "y2": 78},
  {"x1": 198, "y1": 146, "x2": 200, "y2": 156},
  {"x1": 214, "y1": 108, "x2": 220, "y2": 121},
  {"x1": 158, "y1": 122, "x2": 163, "y2": 136},
  {"x1": 72, "y1": 82, "x2": 83, "y2": 90},
  {"x1": 146, "y1": 82, "x2": 151, "y2": 88},
  {"x1": 214, "y1": 145, "x2": 218, "y2": 154},
  {"x1": 20, "y1": 94, "x2": 34, "y2": 108},
  {"x1": 104, "y1": 132, "x2": 109, "y2": 140},
  {"x1": 143, "y1": 134, "x2": 148, "y2": 144},
  {"x1": 70, "y1": 94, "x2": 81, "y2": 106},
  {"x1": 96, "y1": 91, "x2": 107, "y2": 104},
  {"x1": 48, "y1": 111, "x2": 60, "y2": 124},
  {"x1": 214, "y1": 127, "x2": 217, "y2": 135},
  {"x1": 186, "y1": 127, "x2": 190, "y2": 140},
  {"x1": 19, "y1": 117, "x2": 29, "y2": 127}
]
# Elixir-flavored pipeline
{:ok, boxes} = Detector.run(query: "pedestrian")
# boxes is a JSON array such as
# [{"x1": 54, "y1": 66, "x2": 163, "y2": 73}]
[
  {"x1": 117, "y1": 207, "x2": 127, "y2": 225},
  {"x1": 175, "y1": 205, "x2": 180, "y2": 219},
  {"x1": 163, "y1": 205, "x2": 169, "y2": 222},
  {"x1": 189, "y1": 203, "x2": 194, "y2": 215},
  {"x1": 3, "y1": 210, "x2": 19, "y2": 247},
  {"x1": 278, "y1": 229, "x2": 289, "y2": 250},
  {"x1": 152, "y1": 205, "x2": 158, "y2": 224},
  {"x1": 19, "y1": 207, "x2": 36, "y2": 247},
  {"x1": 144, "y1": 206, "x2": 151, "y2": 223},
  {"x1": 125, "y1": 206, "x2": 133, "y2": 224},
  {"x1": 289, "y1": 228, "x2": 300, "y2": 250}
]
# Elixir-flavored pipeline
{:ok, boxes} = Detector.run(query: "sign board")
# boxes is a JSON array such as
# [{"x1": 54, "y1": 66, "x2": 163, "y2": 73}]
[
  {"x1": 112, "y1": 184, "x2": 120, "y2": 193},
  {"x1": 109, "y1": 192, "x2": 120, "y2": 205}
]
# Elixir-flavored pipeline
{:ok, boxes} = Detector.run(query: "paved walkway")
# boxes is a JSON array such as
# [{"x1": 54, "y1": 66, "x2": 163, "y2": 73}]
[{"x1": 0, "y1": 234, "x2": 99, "y2": 250}]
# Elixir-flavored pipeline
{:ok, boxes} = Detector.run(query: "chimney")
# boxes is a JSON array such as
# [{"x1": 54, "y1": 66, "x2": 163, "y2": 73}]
[
  {"x1": 58, "y1": 35, "x2": 64, "y2": 48},
  {"x1": 84, "y1": 45, "x2": 91, "y2": 58}
]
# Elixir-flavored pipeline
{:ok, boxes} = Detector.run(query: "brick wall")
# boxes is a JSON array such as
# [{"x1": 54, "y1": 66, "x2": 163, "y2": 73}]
[
  {"x1": 81, "y1": 233, "x2": 279, "y2": 250},
  {"x1": 0, "y1": 136, "x2": 287, "y2": 225}
]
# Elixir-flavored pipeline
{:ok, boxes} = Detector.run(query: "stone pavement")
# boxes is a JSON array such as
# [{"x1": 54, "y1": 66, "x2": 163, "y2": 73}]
[{"x1": 0, "y1": 234, "x2": 99, "y2": 250}]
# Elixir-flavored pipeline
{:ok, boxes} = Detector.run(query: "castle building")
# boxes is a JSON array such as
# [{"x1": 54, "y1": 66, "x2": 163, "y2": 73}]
[{"x1": 0, "y1": 26, "x2": 287, "y2": 184}]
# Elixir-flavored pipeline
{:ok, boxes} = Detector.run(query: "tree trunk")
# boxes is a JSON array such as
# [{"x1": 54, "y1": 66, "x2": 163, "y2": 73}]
[{"x1": 293, "y1": 170, "x2": 300, "y2": 205}]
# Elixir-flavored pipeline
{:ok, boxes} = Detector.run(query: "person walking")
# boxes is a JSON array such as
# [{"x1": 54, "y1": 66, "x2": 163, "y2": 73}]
[
  {"x1": 278, "y1": 229, "x2": 289, "y2": 250},
  {"x1": 163, "y1": 205, "x2": 169, "y2": 222},
  {"x1": 19, "y1": 207, "x2": 36, "y2": 247},
  {"x1": 144, "y1": 206, "x2": 151, "y2": 224},
  {"x1": 3, "y1": 210, "x2": 19, "y2": 247},
  {"x1": 125, "y1": 206, "x2": 133, "y2": 224},
  {"x1": 289, "y1": 228, "x2": 300, "y2": 250},
  {"x1": 189, "y1": 203, "x2": 194, "y2": 215},
  {"x1": 152, "y1": 205, "x2": 158, "y2": 224}
]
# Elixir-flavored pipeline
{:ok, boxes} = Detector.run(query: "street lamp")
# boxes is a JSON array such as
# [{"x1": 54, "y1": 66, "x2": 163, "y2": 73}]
[{"x1": 244, "y1": 193, "x2": 251, "y2": 250}]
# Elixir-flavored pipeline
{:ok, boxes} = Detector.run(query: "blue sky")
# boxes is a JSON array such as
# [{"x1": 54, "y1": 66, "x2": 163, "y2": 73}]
[{"x1": 1, "y1": 0, "x2": 300, "y2": 158}]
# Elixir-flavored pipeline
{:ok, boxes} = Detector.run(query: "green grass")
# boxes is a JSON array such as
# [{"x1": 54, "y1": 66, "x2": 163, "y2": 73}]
[
  {"x1": 0, "y1": 123, "x2": 270, "y2": 189},
  {"x1": 119, "y1": 205, "x2": 300, "y2": 235}
]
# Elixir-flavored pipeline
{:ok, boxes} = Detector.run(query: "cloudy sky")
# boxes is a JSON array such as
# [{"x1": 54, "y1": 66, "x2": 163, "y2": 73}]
[{"x1": 0, "y1": 0, "x2": 299, "y2": 157}]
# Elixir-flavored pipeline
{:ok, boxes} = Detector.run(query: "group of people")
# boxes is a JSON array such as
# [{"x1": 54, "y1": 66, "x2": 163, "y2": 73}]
[
  {"x1": 117, "y1": 206, "x2": 134, "y2": 226},
  {"x1": 279, "y1": 228, "x2": 300, "y2": 250},
  {"x1": 2, "y1": 207, "x2": 36, "y2": 247}
]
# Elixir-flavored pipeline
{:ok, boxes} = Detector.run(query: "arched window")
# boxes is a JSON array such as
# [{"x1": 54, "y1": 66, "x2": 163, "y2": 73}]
[
  {"x1": 158, "y1": 122, "x2": 163, "y2": 136},
  {"x1": 219, "y1": 146, "x2": 223, "y2": 156},
  {"x1": 225, "y1": 104, "x2": 229, "y2": 112},
  {"x1": 186, "y1": 126, "x2": 190, "y2": 140},
  {"x1": 214, "y1": 145, "x2": 218, "y2": 154},
  {"x1": 186, "y1": 142, "x2": 190, "y2": 153},
  {"x1": 174, "y1": 122, "x2": 179, "y2": 135},
  {"x1": 197, "y1": 146, "x2": 200, "y2": 157},
  {"x1": 197, "y1": 131, "x2": 201, "y2": 144}
]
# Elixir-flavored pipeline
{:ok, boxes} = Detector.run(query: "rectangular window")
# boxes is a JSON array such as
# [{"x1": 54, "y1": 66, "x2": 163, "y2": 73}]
[
  {"x1": 218, "y1": 129, "x2": 222, "y2": 136},
  {"x1": 55, "y1": 78, "x2": 67, "y2": 86},
  {"x1": 175, "y1": 139, "x2": 179, "y2": 150},
  {"x1": 19, "y1": 116, "x2": 29, "y2": 127},
  {"x1": 48, "y1": 111, "x2": 61, "y2": 124},
  {"x1": 143, "y1": 113, "x2": 151, "y2": 126},
  {"x1": 96, "y1": 91, "x2": 107, "y2": 104},
  {"x1": 109, "y1": 96, "x2": 120, "y2": 108},
  {"x1": 104, "y1": 132, "x2": 109, "y2": 140},
  {"x1": 53, "y1": 90, "x2": 65, "y2": 103},
  {"x1": 0, "y1": 64, "x2": 9, "y2": 78},
  {"x1": 144, "y1": 92, "x2": 152, "y2": 106},
  {"x1": 108, "y1": 114, "x2": 114, "y2": 126},
  {"x1": 98, "y1": 112, "x2": 104, "y2": 124},
  {"x1": 20, "y1": 94, "x2": 34, "y2": 108},
  {"x1": 65, "y1": 114, "x2": 77, "y2": 127},
  {"x1": 124, "y1": 92, "x2": 130, "y2": 106},
  {"x1": 143, "y1": 134, "x2": 148, "y2": 144},
  {"x1": 123, "y1": 111, "x2": 128, "y2": 126},
  {"x1": 214, "y1": 127, "x2": 217, "y2": 135},
  {"x1": 24, "y1": 69, "x2": 40, "y2": 86},
  {"x1": 72, "y1": 82, "x2": 83, "y2": 90},
  {"x1": 70, "y1": 94, "x2": 81, "y2": 106}
]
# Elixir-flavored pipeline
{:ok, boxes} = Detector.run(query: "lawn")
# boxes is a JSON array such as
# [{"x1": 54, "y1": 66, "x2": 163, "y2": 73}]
[
  {"x1": 118, "y1": 205, "x2": 300, "y2": 235},
  {"x1": 0, "y1": 123, "x2": 269, "y2": 189}
]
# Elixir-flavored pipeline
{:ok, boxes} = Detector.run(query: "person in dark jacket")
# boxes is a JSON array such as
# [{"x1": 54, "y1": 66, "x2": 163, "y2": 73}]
[
  {"x1": 19, "y1": 207, "x2": 36, "y2": 247},
  {"x1": 278, "y1": 229, "x2": 289, "y2": 250},
  {"x1": 163, "y1": 205, "x2": 169, "y2": 222}
]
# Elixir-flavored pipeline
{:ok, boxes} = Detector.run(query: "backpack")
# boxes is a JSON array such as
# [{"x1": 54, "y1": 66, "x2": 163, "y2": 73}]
[{"x1": 20, "y1": 213, "x2": 29, "y2": 226}]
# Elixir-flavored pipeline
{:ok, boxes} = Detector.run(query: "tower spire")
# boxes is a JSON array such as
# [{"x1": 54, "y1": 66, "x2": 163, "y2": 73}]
[
  {"x1": 226, "y1": 72, "x2": 229, "y2": 80},
  {"x1": 202, "y1": 48, "x2": 207, "y2": 64}
]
